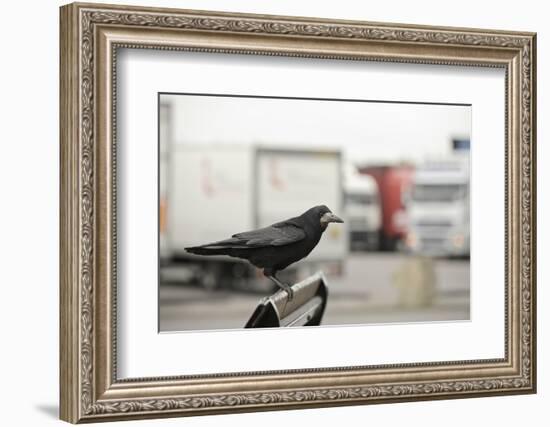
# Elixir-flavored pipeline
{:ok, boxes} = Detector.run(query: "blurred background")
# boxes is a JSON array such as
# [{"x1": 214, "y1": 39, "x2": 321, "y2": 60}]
[{"x1": 158, "y1": 94, "x2": 471, "y2": 332}]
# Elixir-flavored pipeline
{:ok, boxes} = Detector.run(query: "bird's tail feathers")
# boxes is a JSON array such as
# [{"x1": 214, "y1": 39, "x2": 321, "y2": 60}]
[
  {"x1": 185, "y1": 238, "x2": 248, "y2": 256},
  {"x1": 185, "y1": 245, "x2": 227, "y2": 256}
]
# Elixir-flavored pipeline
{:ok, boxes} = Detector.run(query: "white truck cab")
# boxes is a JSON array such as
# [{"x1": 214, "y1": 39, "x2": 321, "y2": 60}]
[
  {"x1": 406, "y1": 160, "x2": 470, "y2": 257},
  {"x1": 344, "y1": 166, "x2": 382, "y2": 250}
]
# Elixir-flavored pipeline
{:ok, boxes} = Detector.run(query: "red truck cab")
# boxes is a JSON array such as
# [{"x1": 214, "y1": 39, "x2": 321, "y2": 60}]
[{"x1": 360, "y1": 165, "x2": 414, "y2": 250}]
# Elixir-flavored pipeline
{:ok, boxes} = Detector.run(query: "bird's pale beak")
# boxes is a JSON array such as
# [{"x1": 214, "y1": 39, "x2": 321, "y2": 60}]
[{"x1": 321, "y1": 212, "x2": 344, "y2": 224}]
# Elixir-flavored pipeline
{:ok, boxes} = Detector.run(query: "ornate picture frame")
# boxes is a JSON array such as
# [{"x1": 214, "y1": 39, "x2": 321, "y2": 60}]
[{"x1": 60, "y1": 2, "x2": 536, "y2": 423}]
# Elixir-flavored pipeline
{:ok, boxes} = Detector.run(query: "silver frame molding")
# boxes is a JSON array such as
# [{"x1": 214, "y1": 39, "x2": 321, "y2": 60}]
[{"x1": 60, "y1": 2, "x2": 537, "y2": 423}]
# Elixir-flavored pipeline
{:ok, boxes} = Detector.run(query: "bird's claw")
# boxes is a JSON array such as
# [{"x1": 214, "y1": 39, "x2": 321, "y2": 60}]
[
  {"x1": 286, "y1": 287, "x2": 294, "y2": 301},
  {"x1": 266, "y1": 274, "x2": 294, "y2": 302}
]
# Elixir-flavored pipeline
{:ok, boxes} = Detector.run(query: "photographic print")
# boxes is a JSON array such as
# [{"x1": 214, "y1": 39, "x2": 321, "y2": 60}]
[{"x1": 158, "y1": 94, "x2": 471, "y2": 332}]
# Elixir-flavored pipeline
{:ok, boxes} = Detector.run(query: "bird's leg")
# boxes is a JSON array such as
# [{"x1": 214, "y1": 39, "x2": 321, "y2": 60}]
[{"x1": 265, "y1": 271, "x2": 294, "y2": 301}]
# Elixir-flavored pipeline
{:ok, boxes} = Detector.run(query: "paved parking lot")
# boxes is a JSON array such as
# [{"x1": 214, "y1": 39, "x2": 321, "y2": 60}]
[{"x1": 159, "y1": 253, "x2": 469, "y2": 332}]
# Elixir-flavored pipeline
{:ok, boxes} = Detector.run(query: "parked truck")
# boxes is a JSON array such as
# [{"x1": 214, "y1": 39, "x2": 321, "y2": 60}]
[
  {"x1": 160, "y1": 143, "x2": 347, "y2": 291},
  {"x1": 359, "y1": 164, "x2": 414, "y2": 251},
  {"x1": 344, "y1": 165, "x2": 382, "y2": 251},
  {"x1": 404, "y1": 159, "x2": 470, "y2": 257}
]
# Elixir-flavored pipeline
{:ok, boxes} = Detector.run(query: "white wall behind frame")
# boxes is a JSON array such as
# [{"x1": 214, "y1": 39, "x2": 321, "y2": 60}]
[{"x1": 0, "y1": 0, "x2": 544, "y2": 427}]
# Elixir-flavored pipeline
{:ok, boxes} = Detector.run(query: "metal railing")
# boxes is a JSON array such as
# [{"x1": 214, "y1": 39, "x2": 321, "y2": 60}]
[{"x1": 245, "y1": 272, "x2": 328, "y2": 328}]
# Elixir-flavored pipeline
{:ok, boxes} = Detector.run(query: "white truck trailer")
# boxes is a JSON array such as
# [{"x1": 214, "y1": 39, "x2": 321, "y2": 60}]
[
  {"x1": 160, "y1": 143, "x2": 347, "y2": 290},
  {"x1": 405, "y1": 159, "x2": 470, "y2": 257}
]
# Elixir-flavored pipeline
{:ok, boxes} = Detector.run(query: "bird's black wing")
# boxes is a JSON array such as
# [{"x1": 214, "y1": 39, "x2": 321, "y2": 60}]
[{"x1": 232, "y1": 220, "x2": 306, "y2": 247}]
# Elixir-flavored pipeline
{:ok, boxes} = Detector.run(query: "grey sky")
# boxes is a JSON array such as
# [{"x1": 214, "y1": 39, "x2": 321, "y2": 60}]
[{"x1": 163, "y1": 94, "x2": 470, "y2": 165}]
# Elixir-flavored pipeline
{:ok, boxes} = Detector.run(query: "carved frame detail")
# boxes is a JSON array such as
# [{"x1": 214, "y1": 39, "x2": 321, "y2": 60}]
[{"x1": 60, "y1": 3, "x2": 536, "y2": 423}]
